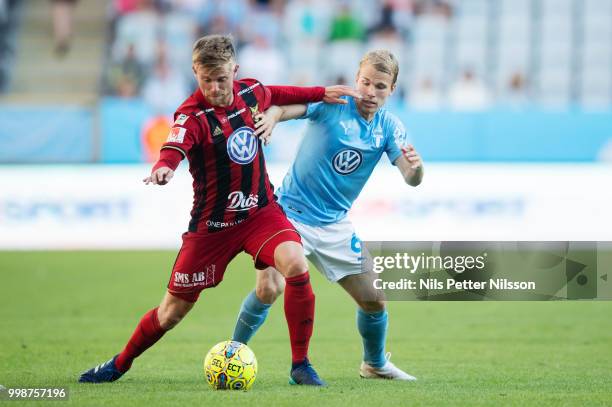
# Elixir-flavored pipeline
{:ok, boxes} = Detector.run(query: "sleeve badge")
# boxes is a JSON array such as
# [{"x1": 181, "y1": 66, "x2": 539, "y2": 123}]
[
  {"x1": 167, "y1": 127, "x2": 186, "y2": 143},
  {"x1": 174, "y1": 113, "x2": 189, "y2": 126}
]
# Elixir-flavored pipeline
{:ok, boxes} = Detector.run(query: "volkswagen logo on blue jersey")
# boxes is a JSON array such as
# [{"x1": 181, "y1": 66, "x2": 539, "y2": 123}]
[
  {"x1": 227, "y1": 126, "x2": 258, "y2": 165},
  {"x1": 332, "y1": 149, "x2": 362, "y2": 175}
]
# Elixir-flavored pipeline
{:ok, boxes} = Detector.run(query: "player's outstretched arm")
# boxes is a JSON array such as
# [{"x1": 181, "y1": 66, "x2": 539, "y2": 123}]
[
  {"x1": 254, "y1": 105, "x2": 307, "y2": 145},
  {"x1": 267, "y1": 85, "x2": 360, "y2": 106},
  {"x1": 395, "y1": 145, "x2": 424, "y2": 187},
  {"x1": 143, "y1": 167, "x2": 175, "y2": 185}
]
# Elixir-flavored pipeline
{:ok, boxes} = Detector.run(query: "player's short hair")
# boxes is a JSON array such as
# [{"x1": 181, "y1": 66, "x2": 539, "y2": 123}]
[
  {"x1": 192, "y1": 34, "x2": 236, "y2": 68},
  {"x1": 358, "y1": 50, "x2": 399, "y2": 85}
]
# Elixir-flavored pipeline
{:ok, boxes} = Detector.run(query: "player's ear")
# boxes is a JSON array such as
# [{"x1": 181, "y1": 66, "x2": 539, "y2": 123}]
[
  {"x1": 233, "y1": 63, "x2": 239, "y2": 78},
  {"x1": 192, "y1": 64, "x2": 197, "y2": 75},
  {"x1": 390, "y1": 82, "x2": 397, "y2": 94}
]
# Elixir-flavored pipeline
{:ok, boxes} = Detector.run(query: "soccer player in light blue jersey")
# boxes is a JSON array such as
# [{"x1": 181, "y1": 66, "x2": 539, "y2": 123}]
[{"x1": 232, "y1": 50, "x2": 423, "y2": 381}]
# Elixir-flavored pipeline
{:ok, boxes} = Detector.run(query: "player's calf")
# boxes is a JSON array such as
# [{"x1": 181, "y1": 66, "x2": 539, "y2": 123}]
[
  {"x1": 232, "y1": 290, "x2": 272, "y2": 344},
  {"x1": 231, "y1": 268, "x2": 284, "y2": 344},
  {"x1": 157, "y1": 293, "x2": 194, "y2": 330}
]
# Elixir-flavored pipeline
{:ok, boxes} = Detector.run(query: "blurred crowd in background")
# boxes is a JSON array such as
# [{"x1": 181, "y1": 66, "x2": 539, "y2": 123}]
[
  {"x1": 0, "y1": 0, "x2": 611, "y2": 165},
  {"x1": 1, "y1": 0, "x2": 610, "y2": 112},
  {"x1": 100, "y1": 0, "x2": 612, "y2": 115},
  {"x1": 103, "y1": 0, "x2": 456, "y2": 114},
  {"x1": 0, "y1": 0, "x2": 19, "y2": 92}
]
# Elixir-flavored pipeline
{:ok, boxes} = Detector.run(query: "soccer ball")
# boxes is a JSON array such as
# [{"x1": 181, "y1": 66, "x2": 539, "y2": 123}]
[{"x1": 203, "y1": 340, "x2": 257, "y2": 390}]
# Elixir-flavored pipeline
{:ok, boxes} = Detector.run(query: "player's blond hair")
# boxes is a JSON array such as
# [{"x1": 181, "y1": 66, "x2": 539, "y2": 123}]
[
  {"x1": 358, "y1": 50, "x2": 399, "y2": 85},
  {"x1": 192, "y1": 34, "x2": 236, "y2": 68}
]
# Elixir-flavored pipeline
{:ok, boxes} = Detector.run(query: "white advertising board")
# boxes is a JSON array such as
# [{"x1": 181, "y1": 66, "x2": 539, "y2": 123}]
[{"x1": 0, "y1": 164, "x2": 610, "y2": 249}]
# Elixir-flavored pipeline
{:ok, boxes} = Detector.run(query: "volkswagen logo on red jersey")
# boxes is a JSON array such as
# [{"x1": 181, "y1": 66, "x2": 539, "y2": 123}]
[
  {"x1": 227, "y1": 126, "x2": 258, "y2": 165},
  {"x1": 332, "y1": 149, "x2": 362, "y2": 175}
]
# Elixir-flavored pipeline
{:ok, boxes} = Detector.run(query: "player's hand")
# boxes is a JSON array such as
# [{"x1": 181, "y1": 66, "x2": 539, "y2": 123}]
[
  {"x1": 254, "y1": 106, "x2": 282, "y2": 145},
  {"x1": 143, "y1": 167, "x2": 174, "y2": 185},
  {"x1": 323, "y1": 85, "x2": 362, "y2": 105},
  {"x1": 402, "y1": 145, "x2": 423, "y2": 170}
]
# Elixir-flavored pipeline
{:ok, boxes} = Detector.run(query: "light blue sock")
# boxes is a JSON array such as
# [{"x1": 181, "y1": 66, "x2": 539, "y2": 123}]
[
  {"x1": 232, "y1": 290, "x2": 271, "y2": 344},
  {"x1": 357, "y1": 308, "x2": 388, "y2": 368}
]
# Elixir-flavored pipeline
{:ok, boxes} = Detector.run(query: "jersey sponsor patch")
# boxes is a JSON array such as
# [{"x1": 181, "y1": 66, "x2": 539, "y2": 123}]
[
  {"x1": 167, "y1": 127, "x2": 186, "y2": 143},
  {"x1": 227, "y1": 108, "x2": 246, "y2": 120},
  {"x1": 173, "y1": 265, "x2": 216, "y2": 288},
  {"x1": 332, "y1": 148, "x2": 363, "y2": 175},
  {"x1": 227, "y1": 126, "x2": 258, "y2": 165},
  {"x1": 237, "y1": 82, "x2": 260, "y2": 96},
  {"x1": 226, "y1": 191, "x2": 259, "y2": 211},
  {"x1": 175, "y1": 113, "x2": 189, "y2": 126}
]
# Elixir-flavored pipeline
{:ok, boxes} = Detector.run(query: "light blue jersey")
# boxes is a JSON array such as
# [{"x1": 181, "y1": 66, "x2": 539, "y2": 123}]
[{"x1": 278, "y1": 96, "x2": 408, "y2": 226}]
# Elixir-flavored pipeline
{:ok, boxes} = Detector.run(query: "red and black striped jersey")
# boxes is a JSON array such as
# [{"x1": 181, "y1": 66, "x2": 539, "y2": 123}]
[{"x1": 159, "y1": 79, "x2": 324, "y2": 234}]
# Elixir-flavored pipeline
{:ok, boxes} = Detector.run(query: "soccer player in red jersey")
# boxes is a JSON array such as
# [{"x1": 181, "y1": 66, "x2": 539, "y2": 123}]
[{"x1": 78, "y1": 35, "x2": 360, "y2": 386}]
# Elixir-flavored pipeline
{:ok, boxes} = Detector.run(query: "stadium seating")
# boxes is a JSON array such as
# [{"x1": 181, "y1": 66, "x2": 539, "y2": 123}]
[
  {"x1": 2, "y1": 0, "x2": 106, "y2": 104},
  {"x1": 1, "y1": 0, "x2": 610, "y2": 108},
  {"x1": 0, "y1": 0, "x2": 20, "y2": 93}
]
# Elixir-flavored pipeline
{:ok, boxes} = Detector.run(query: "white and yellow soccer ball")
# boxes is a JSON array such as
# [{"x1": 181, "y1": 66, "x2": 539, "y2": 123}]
[{"x1": 204, "y1": 340, "x2": 257, "y2": 390}]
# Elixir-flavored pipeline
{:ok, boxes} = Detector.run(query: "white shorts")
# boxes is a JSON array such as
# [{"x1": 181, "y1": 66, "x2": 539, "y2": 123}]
[{"x1": 289, "y1": 217, "x2": 365, "y2": 282}]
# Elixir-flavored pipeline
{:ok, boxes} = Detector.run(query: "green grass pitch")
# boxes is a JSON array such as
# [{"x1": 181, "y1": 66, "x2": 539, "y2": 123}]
[{"x1": 1, "y1": 251, "x2": 611, "y2": 406}]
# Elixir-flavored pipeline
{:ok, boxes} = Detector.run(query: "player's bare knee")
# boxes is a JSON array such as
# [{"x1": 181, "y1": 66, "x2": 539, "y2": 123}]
[
  {"x1": 273, "y1": 241, "x2": 308, "y2": 278},
  {"x1": 279, "y1": 256, "x2": 308, "y2": 278}
]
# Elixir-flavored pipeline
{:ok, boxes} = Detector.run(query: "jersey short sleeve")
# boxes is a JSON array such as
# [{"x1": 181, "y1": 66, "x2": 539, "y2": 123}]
[
  {"x1": 161, "y1": 111, "x2": 202, "y2": 158},
  {"x1": 302, "y1": 96, "x2": 345, "y2": 121},
  {"x1": 303, "y1": 102, "x2": 322, "y2": 120},
  {"x1": 384, "y1": 113, "x2": 408, "y2": 165}
]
